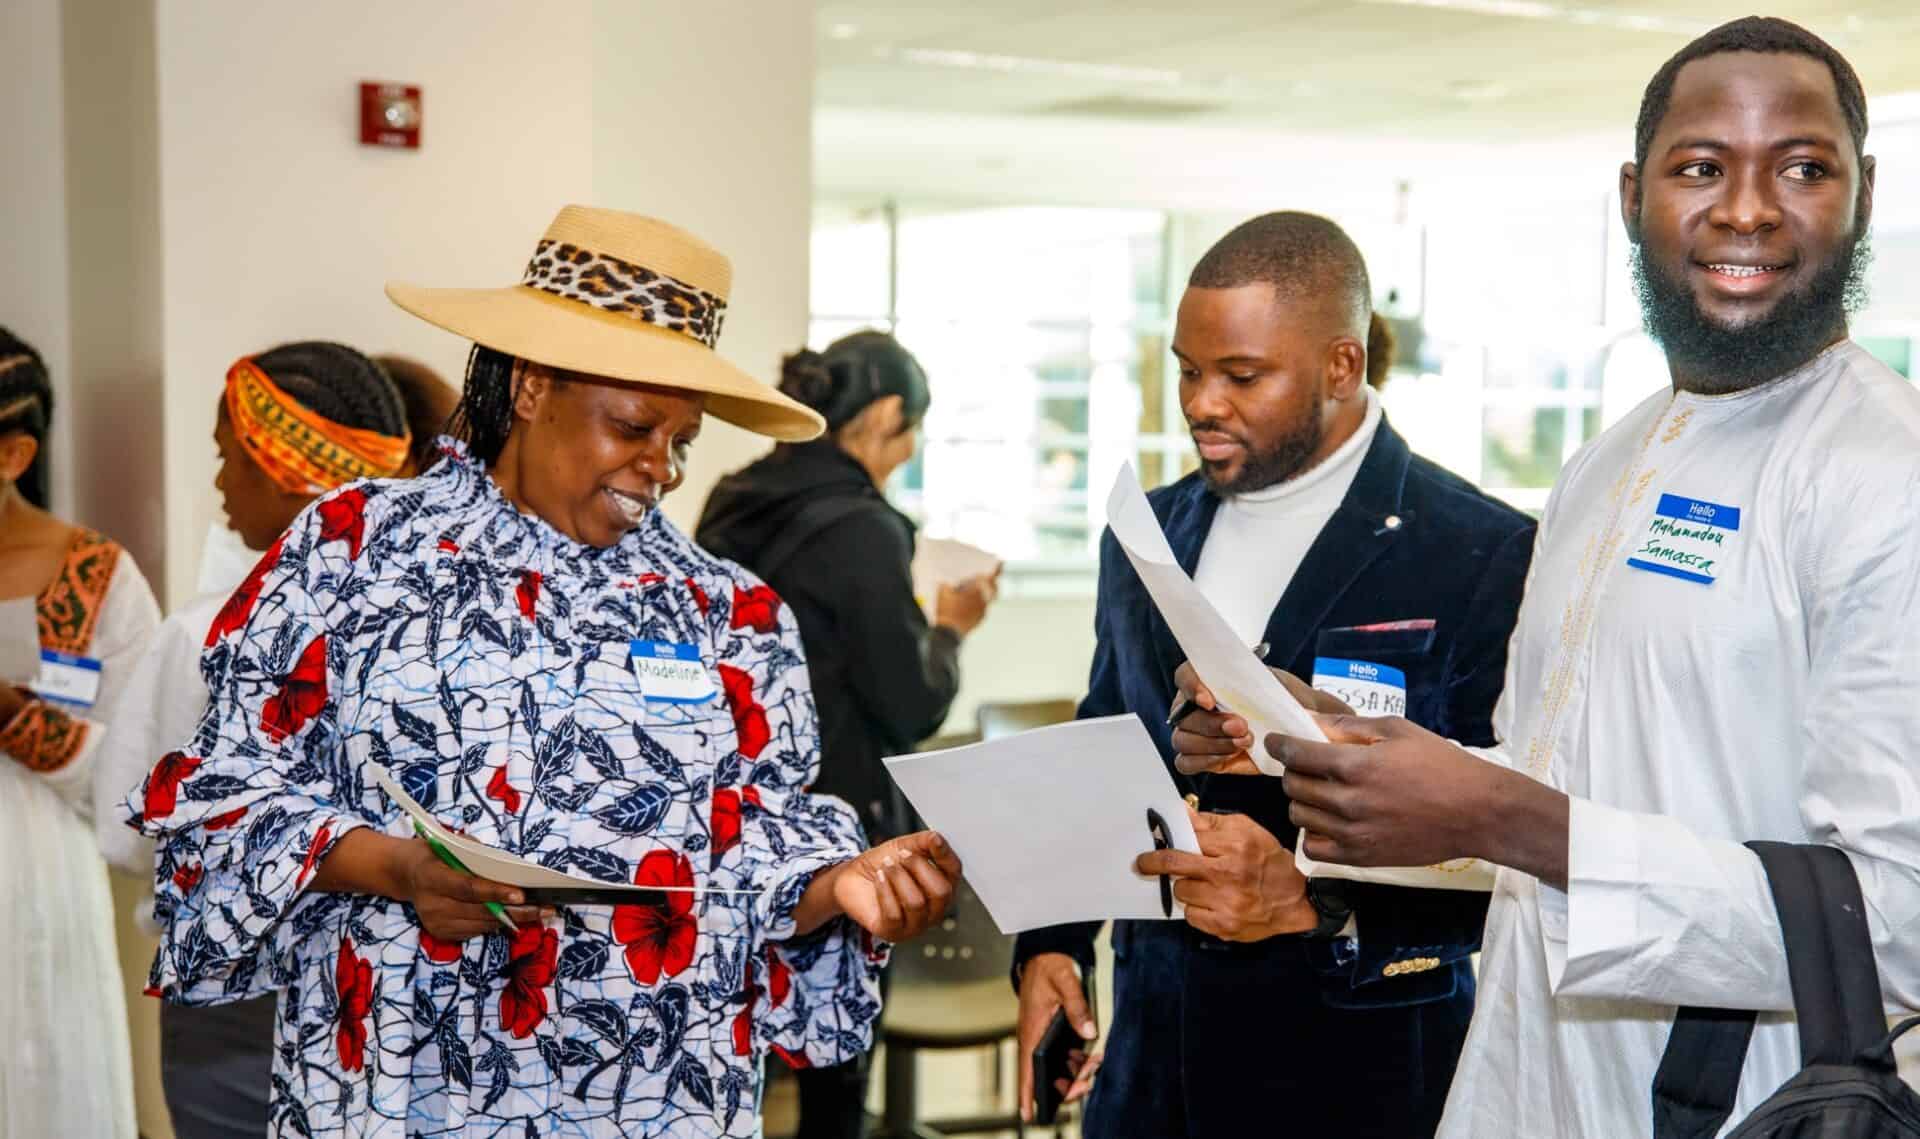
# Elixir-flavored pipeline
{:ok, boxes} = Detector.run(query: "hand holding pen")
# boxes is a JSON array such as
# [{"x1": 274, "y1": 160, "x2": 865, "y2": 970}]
[{"x1": 1164, "y1": 642, "x2": 1270, "y2": 731}]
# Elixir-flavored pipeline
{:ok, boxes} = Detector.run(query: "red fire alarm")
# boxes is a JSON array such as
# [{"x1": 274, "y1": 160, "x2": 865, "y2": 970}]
[{"x1": 359, "y1": 82, "x2": 422, "y2": 149}]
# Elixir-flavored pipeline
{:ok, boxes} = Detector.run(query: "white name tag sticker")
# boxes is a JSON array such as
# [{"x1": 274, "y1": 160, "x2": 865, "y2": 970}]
[
  {"x1": 629, "y1": 640, "x2": 715, "y2": 704},
  {"x1": 1627, "y1": 493, "x2": 1740, "y2": 586},
  {"x1": 33, "y1": 649, "x2": 103, "y2": 710},
  {"x1": 1311, "y1": 657, "x2": 1407, "y2": 717}
]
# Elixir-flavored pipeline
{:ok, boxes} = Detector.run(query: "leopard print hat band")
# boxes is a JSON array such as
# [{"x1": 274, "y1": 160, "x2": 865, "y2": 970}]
[{"x1": 520, "y1": 239, "x2": 726, "y2": 349}]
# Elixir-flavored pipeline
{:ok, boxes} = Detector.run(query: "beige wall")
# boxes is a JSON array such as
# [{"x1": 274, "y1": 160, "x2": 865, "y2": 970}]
[
  {"x1": 153, "y1": 0, "x2": 597, "y2": 609},
  {"x1": 944, "y1": 593, "x2": 1096, "y2": 734},
  {"x1": 1, "y1": 0, "x2": 75, "y2": 515},
  {"x1": 589, "y1": 0, "x2": 816, "y2": 534}
]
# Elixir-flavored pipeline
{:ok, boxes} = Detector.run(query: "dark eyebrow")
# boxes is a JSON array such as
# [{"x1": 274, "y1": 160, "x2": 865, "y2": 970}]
[{"x1": 1666, "y1": 135, "x2": 1840, "y2": 156}]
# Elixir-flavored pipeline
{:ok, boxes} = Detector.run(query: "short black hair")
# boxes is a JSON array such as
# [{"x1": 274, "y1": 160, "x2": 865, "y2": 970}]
[
  {"x1": 1188, "y1": 211, "x2": 1370, "y2": 331},
  {"x1": 1634, "y1": 16, "x2": 1867, "y2": 174}
]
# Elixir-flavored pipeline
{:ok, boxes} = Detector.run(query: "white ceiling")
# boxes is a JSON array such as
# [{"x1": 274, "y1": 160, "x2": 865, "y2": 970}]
[{"x1": 815, "y1": 0, "x2": 1920, "y2": 140}]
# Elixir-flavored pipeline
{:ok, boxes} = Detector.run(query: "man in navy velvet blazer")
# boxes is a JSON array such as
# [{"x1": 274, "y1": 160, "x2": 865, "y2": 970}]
[{"x1": 1013, "y1": 213, "x2": 1535, "y2": 1137}]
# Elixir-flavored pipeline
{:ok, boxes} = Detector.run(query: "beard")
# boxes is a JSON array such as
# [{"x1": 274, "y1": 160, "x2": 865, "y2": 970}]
[
  {"x1": 1194, "y1": 412, "x2": 1324, "y2": 496},
  {"x1": 1630, "y1": 224, "x2": 1873, "y2": 395}
]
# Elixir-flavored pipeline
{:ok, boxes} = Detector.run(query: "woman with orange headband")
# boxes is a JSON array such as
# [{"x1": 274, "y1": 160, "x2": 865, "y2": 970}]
[{"x1": 95, "y1": 340, "x2": 409, "y2": 1139}]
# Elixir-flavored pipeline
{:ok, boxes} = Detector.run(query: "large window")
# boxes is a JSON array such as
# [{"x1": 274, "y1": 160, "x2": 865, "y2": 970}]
[{"x1": 812, "y1": 205, "x2": 1187, "y2": 585}]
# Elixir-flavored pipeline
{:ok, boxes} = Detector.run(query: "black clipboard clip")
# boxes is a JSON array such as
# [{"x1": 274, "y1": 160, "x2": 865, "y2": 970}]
[{"x1": 1146, "y1": 807, "x2": 1173, "y2": 917}]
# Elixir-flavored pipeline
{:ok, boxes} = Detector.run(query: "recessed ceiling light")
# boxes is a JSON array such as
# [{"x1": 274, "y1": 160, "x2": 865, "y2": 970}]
[
  {"x1": 1356, "y1": 0, "x2": 1709, "y2": 36},
  {"x1": 1448, "y1": 79, "x2": 1509, "y2": 102},
  {"x1": 830, "y1": 23, "x2": 859, "y2": 40},
  {"x1": 898, "y1": 47, "x2": 1184, "y2": 87}
]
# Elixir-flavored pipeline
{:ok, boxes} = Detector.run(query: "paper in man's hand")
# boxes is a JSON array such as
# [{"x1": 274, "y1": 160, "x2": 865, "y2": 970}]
[
  {"x1": 883, "y1": 715, "x2": 1200, "y2": 933},
  {"x1": 1104, "y1": 463, "x2": 1493, "y2": 892}
]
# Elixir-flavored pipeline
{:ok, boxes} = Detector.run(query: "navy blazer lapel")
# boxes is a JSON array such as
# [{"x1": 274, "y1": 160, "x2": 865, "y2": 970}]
[
  {"x1": 1258, "y1": 421, "x2": 1414, "y2": 672},
  {"x1": 1144, "y1": 477, "x2": 1220, "y2": 681}
]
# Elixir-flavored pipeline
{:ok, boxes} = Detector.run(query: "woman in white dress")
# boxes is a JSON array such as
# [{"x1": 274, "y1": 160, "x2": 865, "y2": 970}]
[{"x1": 0, "y1": 326, "x2": 158, "y2": 1138}]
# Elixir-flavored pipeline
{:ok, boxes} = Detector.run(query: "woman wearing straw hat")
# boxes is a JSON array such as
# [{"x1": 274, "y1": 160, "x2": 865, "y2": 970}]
[{"x1": 127, "y1": 207, "x2": 963, "y2": 1137}]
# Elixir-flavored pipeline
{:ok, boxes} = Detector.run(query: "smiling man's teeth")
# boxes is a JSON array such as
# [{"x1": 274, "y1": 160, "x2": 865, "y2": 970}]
[{"x1": 1708, "y1": 264, "x2": 1782, "y2": 277}]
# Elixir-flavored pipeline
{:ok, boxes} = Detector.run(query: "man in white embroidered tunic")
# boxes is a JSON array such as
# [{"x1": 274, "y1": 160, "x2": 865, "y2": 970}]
[{"x1": 1175, "y1": 17, "x2": 1920, "y2": 1138}]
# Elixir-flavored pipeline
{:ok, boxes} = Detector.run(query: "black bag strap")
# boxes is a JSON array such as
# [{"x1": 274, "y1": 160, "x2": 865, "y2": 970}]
[
  {"x1": 1652, "y1": 841, "x2": 1888, "y2": 1139},
  {"x1": 1652, "y1": 1005, "x2": 1758, "y2": 1139}
]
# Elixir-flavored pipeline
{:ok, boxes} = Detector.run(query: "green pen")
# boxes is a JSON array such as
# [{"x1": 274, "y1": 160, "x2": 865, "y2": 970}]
[{"x1": 413, "y1": 821, "x2": 519, "y2": 933}]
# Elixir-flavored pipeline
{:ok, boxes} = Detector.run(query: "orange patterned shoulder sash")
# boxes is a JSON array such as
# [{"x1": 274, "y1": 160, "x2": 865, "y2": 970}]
[{"x1": 36, "y1": 528, "x2": 123, "y2": 656}]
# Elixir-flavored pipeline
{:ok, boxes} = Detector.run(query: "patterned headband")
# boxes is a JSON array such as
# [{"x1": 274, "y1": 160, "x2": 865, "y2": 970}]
[
  {"x1": 224, "y1": 358, "x2": 411, "y2": 496},
  {"x1": 520, "y1": 239, "x2": 727, "y2": 349}
]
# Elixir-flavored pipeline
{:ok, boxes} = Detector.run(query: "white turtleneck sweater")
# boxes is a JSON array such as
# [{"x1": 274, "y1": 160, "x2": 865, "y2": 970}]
[{"x1": 1192, "y1": 389, "x2": 1382, "y2": 646}]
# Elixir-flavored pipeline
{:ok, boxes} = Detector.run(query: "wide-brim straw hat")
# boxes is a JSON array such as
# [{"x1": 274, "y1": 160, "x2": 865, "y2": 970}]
[{"x1": 387, "y1": 205, "x2": 824, "y2": 442}]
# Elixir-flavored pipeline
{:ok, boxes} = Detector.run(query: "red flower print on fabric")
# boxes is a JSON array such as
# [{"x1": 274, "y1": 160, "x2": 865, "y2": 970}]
[
  {"x1": 316, "y1": 488, "x2": 371, "y2": 559},
  {"x1": 261, "y1": 634, "x2": 328, "y2": 743},
  {"x1": 204, "y1": 535, "x2": 282, "y2": 647},
  {"x1": 766, "y1": 945, "x2": 792, "y2": 1008},
  {"x1": 710, "y1": 788, "x2": 742, "y2": 869},
  {"x1": 687, "y1": 578, "x2": 710, "y2": 617},
  {"x1": 335, "y1": 936, "x2": 374, "y2": 1072},
  {"x1": 771, "y1": 1043, "x2": 811, "y2": 1070},
  {"x1": 515, "y1": 570, "x2": 541, "y2": 621},
  {"x1": 203, "y1": 806, "x2": 249, "y2": 831},
  {"x1": 143, "y1": 751, "x2": 202, "y2": 821},
  {"x1": 611, "y1": 850, "x2": 698, "y2": 985},
  {"x1": 172, "y1": 863, "x2": 204, "y2": 893},
  {"x1": 729, "y1": 584, "x2": 781, "y2": 634},
  {"x1": 717, "y1": 664, "x2": 770, "y2": 760},
  {"x1": 297, "y1": 823, "x2": 333, "y2": 888},
  {"x1": 486, "y1": 764, "x2": 522, "y2": 815},
  {"x1": 419, "y1": 931, "x2": 463, "y2": 965},
  {"x1": 499, "y1": 924, "x2": 559, "y2": 1039}
]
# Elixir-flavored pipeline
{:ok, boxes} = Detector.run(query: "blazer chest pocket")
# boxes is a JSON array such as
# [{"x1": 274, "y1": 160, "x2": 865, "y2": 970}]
[{"x1": 1311, "y1": 621, "x2": 1439, "y2": 722}]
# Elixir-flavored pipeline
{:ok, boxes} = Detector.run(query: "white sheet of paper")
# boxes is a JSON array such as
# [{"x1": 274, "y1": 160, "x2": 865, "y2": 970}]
[
  {"x1": 0, "y1": 598, "x2": 39, "y2": 685},
  {"x1": 370, "y1": 766, "x2": 763, "y2": 896},
  {"x1": 1104, "y1": 463, "x2": 1494, "y2": 893},
  {"x1": 910, "y1": 537, "x2": 1002, "y2": 614},
  {"x1": 883, "y1": 714, "x2": 1201, "y2": 934},
  {"x1": 1104, "y1": 463, "x2": 1325, "y2": 772}
]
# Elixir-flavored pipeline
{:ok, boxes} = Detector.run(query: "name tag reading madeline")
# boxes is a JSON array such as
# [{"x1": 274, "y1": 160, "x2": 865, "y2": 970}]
[
  {"x1": 1627, "y1": 493, "x2": 1741, "y2": 586},
  {"x1": 628, "y1": 641, "x2": 715, "y2": 704},
  {"x1": 33, "y1": 649, "x2": 104, "y2": 710},
  {"x1": 1312, "y1": 657, "x2": 1408, "y2": 717}
]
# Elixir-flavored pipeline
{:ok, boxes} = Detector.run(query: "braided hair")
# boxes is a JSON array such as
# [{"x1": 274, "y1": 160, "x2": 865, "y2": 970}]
[
  {"x1": 779, "y1": 330, "x2": 931, "y2": 437},
  {"x1": 446, "y1": 345, "x2": 519, "y2": 464},
  {"x1": 0, "y1": 326, "x2": 54, "y2": 509},
  {"x1": 252, "y1": 341, "x2": 408, "y2": 437}
]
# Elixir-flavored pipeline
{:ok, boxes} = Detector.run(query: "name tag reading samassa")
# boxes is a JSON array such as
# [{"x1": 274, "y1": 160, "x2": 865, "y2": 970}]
[
  {"x1": 628, "y1": 640, "x2": 715, "y2": 704},
  {"x1": 1627, "y1": 493, "x2": 1741, "y2": 586},
  {"x1": 1312, "y1": 657, "x2": 1408, "y2": 717}
]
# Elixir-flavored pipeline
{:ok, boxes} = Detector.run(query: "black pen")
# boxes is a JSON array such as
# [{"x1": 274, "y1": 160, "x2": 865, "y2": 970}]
[
  {"x1": 1165, "y1": 642, "x2": 1270, "y2": 729},
  {"x1": 1145, "y1": 807, "x2": 1173, "y2": 917}
]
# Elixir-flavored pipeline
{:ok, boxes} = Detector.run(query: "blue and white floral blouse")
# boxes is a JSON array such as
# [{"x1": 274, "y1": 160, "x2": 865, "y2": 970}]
[{"x1": 128, "y1": 443, "x2": 885, "y2": 1137}]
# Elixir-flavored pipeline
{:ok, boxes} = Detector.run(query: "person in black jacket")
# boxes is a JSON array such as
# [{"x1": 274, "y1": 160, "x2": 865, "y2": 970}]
[{"x1": 697, "y1": 330, "x2": 998, "y2": 1139}]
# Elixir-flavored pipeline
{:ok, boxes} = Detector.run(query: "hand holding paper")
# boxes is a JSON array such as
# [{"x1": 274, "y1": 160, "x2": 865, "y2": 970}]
[
  {"x1": 883, "y1": 715, "x2": 1200, "y2": 933},
  {"x1": 1105, "y1": 463, "x2": 1494, "y2": 892}
]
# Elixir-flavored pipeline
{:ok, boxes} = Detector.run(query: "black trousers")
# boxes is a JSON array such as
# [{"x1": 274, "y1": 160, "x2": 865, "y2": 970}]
[
  {"x1": 160, "y1": 995, "x2": 278, "y2": 1139},
  {"x1": 789, "y1": 963, "x2": 891, "y2": 1139}
]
